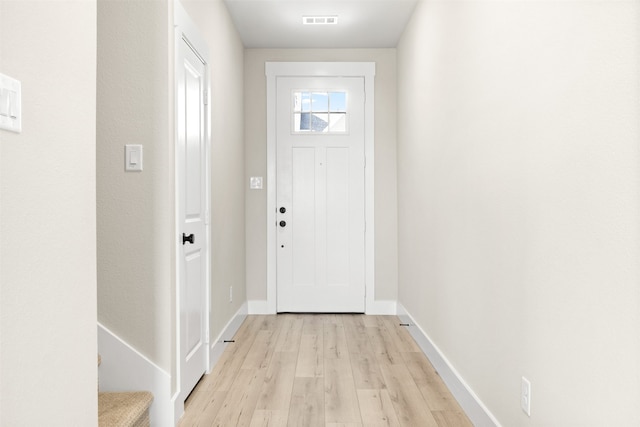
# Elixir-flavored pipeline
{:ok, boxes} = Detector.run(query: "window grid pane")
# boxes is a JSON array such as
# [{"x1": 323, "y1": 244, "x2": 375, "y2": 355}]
[{"x1": 293, "y1": 90, "x2": 347, "y2": 133}]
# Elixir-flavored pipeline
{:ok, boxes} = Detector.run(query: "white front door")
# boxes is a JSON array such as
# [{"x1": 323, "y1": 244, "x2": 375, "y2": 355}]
[
  {"x1": 177, "y1": 35, "x2": 207, "y2": 400},
  {"x1": 276, "y1": 76, "x2": 365, "y2": 313}
]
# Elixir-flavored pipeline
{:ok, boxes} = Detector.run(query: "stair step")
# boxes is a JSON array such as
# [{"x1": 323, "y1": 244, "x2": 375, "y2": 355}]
[{"x1": 98, "y1": 391, "x2": 153, "y2": 427}]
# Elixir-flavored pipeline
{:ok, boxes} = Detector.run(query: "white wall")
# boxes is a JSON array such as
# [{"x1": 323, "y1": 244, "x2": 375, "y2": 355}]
[
  {"x1": 244, "y1": 49, "x2": 398, "y2": 305},
  {"x1": 0, "y1": 1, "x2": 98, "y2": 425},
  {"x1": 397, "y1": 1, "x2": 640, "y2": 426},
  {"x1": 97, "y1": 0, "x2": 174, "y2": 373},
  {"x1": 180, "y1": 0, "x2": 247, "y2": 344},
  {"x1": 98, "y1": 0, "x2": 246, "y2": 396}
]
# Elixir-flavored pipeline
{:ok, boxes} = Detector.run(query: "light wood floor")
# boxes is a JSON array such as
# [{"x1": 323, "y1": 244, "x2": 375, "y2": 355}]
[{"x1": 180, "y1": 314, "x2": 473, "y2": 427}]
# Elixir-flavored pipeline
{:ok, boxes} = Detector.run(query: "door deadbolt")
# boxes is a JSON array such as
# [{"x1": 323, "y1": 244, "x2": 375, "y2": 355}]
[{"x1": 279, "y1": 207, "x2": 286, "y2": 214}]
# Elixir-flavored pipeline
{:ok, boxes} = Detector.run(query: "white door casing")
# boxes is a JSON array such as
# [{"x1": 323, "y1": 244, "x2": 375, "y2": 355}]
[
  {"x1": 265, "y1": 62, "x2": 376, "y2": 314},
  {"x1": 276, "y1": 77, "x2": 365, "y2": 312},
  {"x1": 176, "y1": 27, "x2": 210, "y2": 406}
]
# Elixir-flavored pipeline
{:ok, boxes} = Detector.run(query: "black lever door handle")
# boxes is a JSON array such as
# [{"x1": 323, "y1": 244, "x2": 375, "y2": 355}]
[{"x1": 182, "y1": 233, "x2": 194, "y2": 245}]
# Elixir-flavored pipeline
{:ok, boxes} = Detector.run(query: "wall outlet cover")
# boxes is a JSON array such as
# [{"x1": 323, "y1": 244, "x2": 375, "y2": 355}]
[
  {"x1": 0, "y1": 73, "x2": 22, "y2": 133},
  {"x1": 521, "y1": 377, "x2": 531, "y2": 417}
]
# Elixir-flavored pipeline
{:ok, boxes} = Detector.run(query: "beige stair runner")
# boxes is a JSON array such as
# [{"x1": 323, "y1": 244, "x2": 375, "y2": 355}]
[
  {"x1": 98, "y1": 355, "x2": 154, "y2": 427},
  {"x1": 98, "y1": 391, "x2": 153, "y2": 427}
]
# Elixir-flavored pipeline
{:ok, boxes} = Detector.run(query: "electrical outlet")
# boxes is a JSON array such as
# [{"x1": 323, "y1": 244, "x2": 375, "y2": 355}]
[
  {"x1": 229, "y1": 286, "x2": 233, "y2": 303},
  {"x1": 521, "y1": 377, "x2": 531, "y2": 416}
]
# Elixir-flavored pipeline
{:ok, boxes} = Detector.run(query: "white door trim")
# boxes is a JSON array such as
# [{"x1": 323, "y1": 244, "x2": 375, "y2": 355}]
[
  {"x1": 173, "y1": 2, "x2": 211, "y2": 421},
  {"x1": 265, "y1": 62, "x2": 375, "y2": 314}
]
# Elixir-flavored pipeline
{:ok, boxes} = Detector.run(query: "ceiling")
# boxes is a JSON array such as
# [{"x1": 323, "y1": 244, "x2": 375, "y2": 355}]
[{"x1": 223, "y1": 0, "x2": 419, "y2": 49}]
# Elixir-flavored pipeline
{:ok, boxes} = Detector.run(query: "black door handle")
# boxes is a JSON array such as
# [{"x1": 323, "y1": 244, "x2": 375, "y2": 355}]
[
  {"x1": 279, "y1": 221, "x2": 286, "y2": 227},
  {"x1": 182, "y1": 233, "x2": 194, "y2": 245}
]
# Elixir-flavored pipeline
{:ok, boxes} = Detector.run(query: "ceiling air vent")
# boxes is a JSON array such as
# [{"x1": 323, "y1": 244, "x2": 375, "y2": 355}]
[{"x1": 302, "y1": 16, "x2": 338, "y2": 25}]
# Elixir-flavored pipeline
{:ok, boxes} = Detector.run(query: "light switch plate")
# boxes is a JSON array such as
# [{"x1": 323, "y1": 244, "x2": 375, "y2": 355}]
[
  {"x1": 0, "y1": 73, "x2": 22, "y2": 133},
  {"x1": 125, "y1": 144, "x2": 143, "y2": 171},
  {"x1": 250, "y1": 176, "x2": 263, "y2": 190}
]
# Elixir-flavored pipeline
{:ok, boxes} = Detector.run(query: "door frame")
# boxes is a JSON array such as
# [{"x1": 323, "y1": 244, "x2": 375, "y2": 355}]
[
  {"x1": 173, "y1": 3, "x2": 211, "y2": 420},
  {"x1": 265, "y1": 62, "x2": 375, "y2": 314}
]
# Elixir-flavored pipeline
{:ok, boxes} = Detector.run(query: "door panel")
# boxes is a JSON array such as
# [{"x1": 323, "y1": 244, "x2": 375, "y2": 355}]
[
  {"x1": 276, "y1": 77, "x2": 365, "y2": 313},
  {"x1": 178, "y1": 36, "x2": 207, "y2": 401},
  {"x1": 291, "y1": 147, "x2": 316, "y2": 287},
  {"x1": 326, "y1": 147, "x2": 349, "y2": 286},
  {"x1": 185, "y1": 249, "x2": 203, "y2": 356}
]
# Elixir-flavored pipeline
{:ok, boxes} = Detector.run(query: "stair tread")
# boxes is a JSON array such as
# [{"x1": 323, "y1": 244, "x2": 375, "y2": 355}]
[{"x1": 99, "y1": 391, "x2": 153, "y2": 427}]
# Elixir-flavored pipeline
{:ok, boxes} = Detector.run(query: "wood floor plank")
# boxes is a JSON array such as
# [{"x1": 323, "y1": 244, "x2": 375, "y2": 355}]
[
  {"x1": 302, "y1": 314, "x2": 325, "y2": 334},
  {"x1": 255, "y1": 351, "x2": 298, "y2": 411},
  {"x1": 203, "y1": 344, "x2": 251, "y2": 391},
  {"x1": 211, "y1": 368, "x2": 266, "y2": 427},
  {"x1": 342, "y1": 315, "x2": 371, "y2": 354},
  {"x1": 254, "y1": 315, "x2": 281, "y2": 332},
  {"x1": 241, "y1": 330, "x2": 277, "y2": 370},
  {"x1": 365, "y1": 325, "x2": 403, "y2": 365},
  {"x1": 379, "y1": 363, "x2": 439, "y2": 427},
  {"x1": 357, "y1": 389, "x2": 400, "y2": 426},
  {"x1": 325, "y1": 357, "x2": 362, "y2": 424},
  {"x1": 323, "y1": 314, "x2": 341, "y2": 324},
  {"x1": 296, "y1": 333, "x2": 324, "y2": 377},
  {"x1": 350, "y1": 351, "x2": 386, "y2": 390},
  {"x1": 183, "y1": 387, "x2": 204, "y2": 413},
  {"x1": 431, "y1": 410, "x2": 474, "y2": 427},
  {"x1": 324, "y1": 321, "x2": 349, "y2": 359},
  {"x1": 361, "y1": 315, "x2": 379, "y2": 327},
  {"x1": 402, "y1": 352, "x2": 464, "y2": 413},
  {"x1": 380, "y1": 316, "x2": 421, "y2": 353},
  {"x1": 249, "y1": 410, "x2": 288, "y2": 427},
  {"x1": 180, "y1": 390, "x2": 228, "y2": 426},
  {"x1": 274, "y1": 314, "x2": 304, "y2": 352},
  {"x1": 230, "y1": 315, "x2": 262, "y2": 344},
  {"x1": 288, "y1": 377, "x2": 324, "y2": 427}
]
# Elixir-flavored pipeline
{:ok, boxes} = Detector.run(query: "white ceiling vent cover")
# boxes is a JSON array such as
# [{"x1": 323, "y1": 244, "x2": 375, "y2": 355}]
[{"x1": 302, "y1": 16, "x2": 338, "y2": 25}]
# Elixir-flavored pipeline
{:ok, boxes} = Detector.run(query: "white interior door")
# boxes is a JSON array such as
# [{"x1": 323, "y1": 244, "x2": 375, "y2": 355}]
[
  {"x1": 276, "y1": 76, "x2": 365, "y2": 313},
  {"x1": 177, "y1": 36, "x2": 207, "y2": 400}
]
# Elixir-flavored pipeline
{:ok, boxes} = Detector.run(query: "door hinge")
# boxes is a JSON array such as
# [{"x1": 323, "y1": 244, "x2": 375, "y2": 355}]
[{"x1": 203, "y1": 90, "x2": 208, "y2": 105}]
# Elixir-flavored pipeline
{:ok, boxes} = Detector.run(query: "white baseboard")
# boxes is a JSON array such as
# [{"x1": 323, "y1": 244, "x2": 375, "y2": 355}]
[
  {"x1": 209, "y1": 301, "x2": 248, "y2": 371},
  {"x1": 98, "y1": 323, "x2": 173, "y2": 427},
  {"x1": 366, "y1": 299, "x2": 397, "y2": 315},
  {"x1": 396, "y1": 304, "x2": 501, "y2": 427}
]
